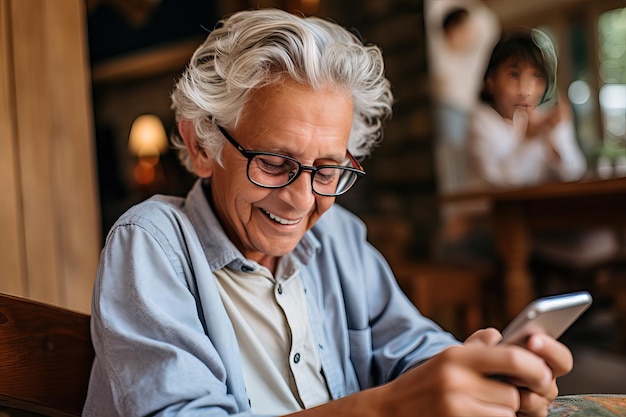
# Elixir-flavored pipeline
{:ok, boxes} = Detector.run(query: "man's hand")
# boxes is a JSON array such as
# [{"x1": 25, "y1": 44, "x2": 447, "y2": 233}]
[{"x1": 289, "y1": 329, "x2": 573, "y2": 417}]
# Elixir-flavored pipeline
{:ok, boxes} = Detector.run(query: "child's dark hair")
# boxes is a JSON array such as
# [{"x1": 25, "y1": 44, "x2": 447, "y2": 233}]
[{"x1": 480, "y1": 28, "x2": 558, "y2": 105}]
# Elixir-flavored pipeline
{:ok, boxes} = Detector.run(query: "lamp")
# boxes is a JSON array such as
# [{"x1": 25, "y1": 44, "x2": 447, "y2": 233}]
[
  {"x1": 128, "y1": 114, "x2": 168, "y2": 185},
  {"x1": 128, "y1": 114, "x2": 168, "y2": 157}
]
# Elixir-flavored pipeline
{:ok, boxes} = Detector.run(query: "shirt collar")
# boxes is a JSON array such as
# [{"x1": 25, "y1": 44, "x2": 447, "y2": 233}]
[{"x1": 182, "y1": 179, "x2": 320, "y2": 273}]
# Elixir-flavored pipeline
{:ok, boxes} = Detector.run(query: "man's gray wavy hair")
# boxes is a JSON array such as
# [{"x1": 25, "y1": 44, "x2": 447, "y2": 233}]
[{"x1": 170, "y1": 8, "x2": 393, "y2": 174}]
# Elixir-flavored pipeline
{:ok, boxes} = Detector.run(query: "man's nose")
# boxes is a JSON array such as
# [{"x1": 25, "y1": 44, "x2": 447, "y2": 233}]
[{"x1": 280, "y1": 170, "x2": 317, "y2": 207}]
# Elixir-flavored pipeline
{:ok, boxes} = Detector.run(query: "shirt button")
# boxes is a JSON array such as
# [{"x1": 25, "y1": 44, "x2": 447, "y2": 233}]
[
  {"x1": 277, "y1": 284, "x2": 283, "y2": 295},
  {"x1": 293, "y1": 352, "x2": 301, "y2": 364}
]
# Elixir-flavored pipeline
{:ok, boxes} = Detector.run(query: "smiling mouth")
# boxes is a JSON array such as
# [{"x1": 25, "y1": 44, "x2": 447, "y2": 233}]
[{"x1": 260, "y1": 208, "x2": 301, "y2": 225}]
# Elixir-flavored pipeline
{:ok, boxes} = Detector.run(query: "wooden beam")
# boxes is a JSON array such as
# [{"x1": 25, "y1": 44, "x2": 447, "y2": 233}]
[
  {"x1": 0, "y1": 0, "x2": 27, "y2": 297},
  {"x1": 91, "y1": 38, "x2": 202, "y2": 84}
]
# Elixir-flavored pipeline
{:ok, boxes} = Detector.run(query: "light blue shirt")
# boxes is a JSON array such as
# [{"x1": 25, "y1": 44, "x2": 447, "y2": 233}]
[{"x1": 84, "y1": 179, "x2": 459, "y2": 416}]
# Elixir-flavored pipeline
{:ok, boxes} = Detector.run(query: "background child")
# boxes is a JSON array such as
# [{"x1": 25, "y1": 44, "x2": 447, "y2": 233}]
[
  {"x1": 463, "y1": 27, "x2": 618, "y2": 284},
  {"x1": 424, "y1": 0, "x2": 500, "y2": 194},
  {"x1": 441, "y1": 29, "x2": 618, "y2": 268},
  {"x1": 468, "y1": 28, "x2": 587, "y2": 188}
]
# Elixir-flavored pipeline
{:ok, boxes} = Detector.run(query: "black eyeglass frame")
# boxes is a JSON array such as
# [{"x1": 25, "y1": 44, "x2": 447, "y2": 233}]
[{"x1": 217, "y1": 125, "x2": 365, "y2": 197}]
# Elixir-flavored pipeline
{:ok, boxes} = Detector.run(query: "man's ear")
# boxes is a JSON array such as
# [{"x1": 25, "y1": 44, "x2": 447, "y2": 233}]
[{"x1": 178, "y1": 120, "x2": 213, "y2": 177}]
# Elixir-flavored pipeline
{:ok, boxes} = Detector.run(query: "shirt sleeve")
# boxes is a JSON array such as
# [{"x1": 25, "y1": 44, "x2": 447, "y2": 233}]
[
  {"x1": 307, "y1": 206, "x2": 460, "y2": 392},
  {"x1": 547, "y1": 119, "x2": 587, "y2": 182},
  {"x1": 357, "y1": 231, "x2": 461, "y2": 382},
  {"x1": 88, "y1": 222, "x2": 262, "y2": 417}
]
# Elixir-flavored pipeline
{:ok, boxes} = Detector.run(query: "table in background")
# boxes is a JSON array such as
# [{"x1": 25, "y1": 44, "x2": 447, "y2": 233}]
[{"x1": 442, "y1": 176, "x2": 626, "y2": 320}]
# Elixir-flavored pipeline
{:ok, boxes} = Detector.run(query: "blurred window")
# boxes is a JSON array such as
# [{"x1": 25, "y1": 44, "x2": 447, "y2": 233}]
[
  {"x1": 560, "y1": 6, "x2": 626, "y2": 170},
  {"x1": 598, "y1": 8, "x2": 626, "y2": 145},
  {"x1": 566, "y1": 20, "x2": 599, "y2": 159}
]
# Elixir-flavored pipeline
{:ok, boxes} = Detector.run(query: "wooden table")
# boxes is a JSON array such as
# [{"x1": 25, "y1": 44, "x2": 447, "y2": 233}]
[{"x1": 441, "y1": 176, "x2": 626, "y2": 320}]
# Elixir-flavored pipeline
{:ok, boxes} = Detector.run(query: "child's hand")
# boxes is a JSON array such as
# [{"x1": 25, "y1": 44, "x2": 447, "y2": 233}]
[
  {"x1": 526, "y1": 107, "x2": 559, "y2": 139},
  {"x1": 525, "y1": 97, "x2": 571, "y2": 140}
]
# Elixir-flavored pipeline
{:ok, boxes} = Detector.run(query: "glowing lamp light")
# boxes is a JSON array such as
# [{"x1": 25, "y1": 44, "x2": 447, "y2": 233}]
[
  {"x1": 128, "y1": 114, "x2": 169, "y2": 157},
  {"x1": 128, "y1": 114, "x2": 168, "y2": 185}
]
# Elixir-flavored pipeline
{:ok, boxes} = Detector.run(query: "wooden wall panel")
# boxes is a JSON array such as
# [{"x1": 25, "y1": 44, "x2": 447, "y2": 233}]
[
  {"x1": 11, "y1": 0, "x2": 62, "y2": 305},
  {"x1": 42, "y1": 0, "x2": 101, "y2": 311},
  {"x1": 1, "y1": 0, "x2": 100, "y2": 313},
  {"x1": 0, "y1": 0, "x2": 26, "y2": 297}
]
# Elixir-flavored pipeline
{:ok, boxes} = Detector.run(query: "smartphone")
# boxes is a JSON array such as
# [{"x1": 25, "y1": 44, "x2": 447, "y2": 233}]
[{"x1": 499, "y1": 291, "x2": 592, "y2": 346}]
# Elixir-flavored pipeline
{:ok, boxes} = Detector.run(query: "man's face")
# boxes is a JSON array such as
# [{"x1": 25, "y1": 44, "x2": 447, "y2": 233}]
[
  {"x1": 209, "y1": 80, "x2": 353, "y2": 267},
  {"x1": 486, "y1": 57, "x2": 547, "y2": 120}
]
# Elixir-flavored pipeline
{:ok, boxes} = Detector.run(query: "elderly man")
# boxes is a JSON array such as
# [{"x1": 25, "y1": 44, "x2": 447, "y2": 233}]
[{"x1": 84, "y1": 8, "x2": 572, "y2": 417}]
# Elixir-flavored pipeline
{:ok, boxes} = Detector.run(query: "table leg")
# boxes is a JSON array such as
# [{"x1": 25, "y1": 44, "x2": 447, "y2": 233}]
[{"x1": 493, "y1": 202, "x2": 534, "y2": 320}]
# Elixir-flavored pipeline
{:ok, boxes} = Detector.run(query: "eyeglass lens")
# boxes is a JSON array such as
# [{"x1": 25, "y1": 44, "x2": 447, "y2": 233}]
[{"x1": 248, "y1": 154, "x2": 358, "y2": 196}]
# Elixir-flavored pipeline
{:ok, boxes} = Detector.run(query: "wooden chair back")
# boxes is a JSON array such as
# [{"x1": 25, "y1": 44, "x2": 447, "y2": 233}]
[{"x1": 0, "y1": 293, "x2": 94, "y2": 416}]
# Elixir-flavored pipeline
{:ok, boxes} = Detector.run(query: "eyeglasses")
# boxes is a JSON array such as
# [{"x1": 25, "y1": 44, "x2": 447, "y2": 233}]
[{"x1": 217, "y1": 125, "x2": 365, "y2": 197}]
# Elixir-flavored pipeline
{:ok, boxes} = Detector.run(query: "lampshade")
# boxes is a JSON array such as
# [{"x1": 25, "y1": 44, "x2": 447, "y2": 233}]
[{"x1": 128, "y1": 114, "x2": 169, "y2": 157}]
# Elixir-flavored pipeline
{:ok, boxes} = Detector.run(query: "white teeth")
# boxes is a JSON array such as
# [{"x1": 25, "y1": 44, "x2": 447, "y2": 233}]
[{"x1": 262, "y1": 209, "x2": 300, "y2": 225}]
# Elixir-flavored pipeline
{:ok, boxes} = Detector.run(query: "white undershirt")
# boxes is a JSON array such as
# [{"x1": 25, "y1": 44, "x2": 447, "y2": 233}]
[{"x1": 214, "y1": 257, "x2": 330, "y2": 415}]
